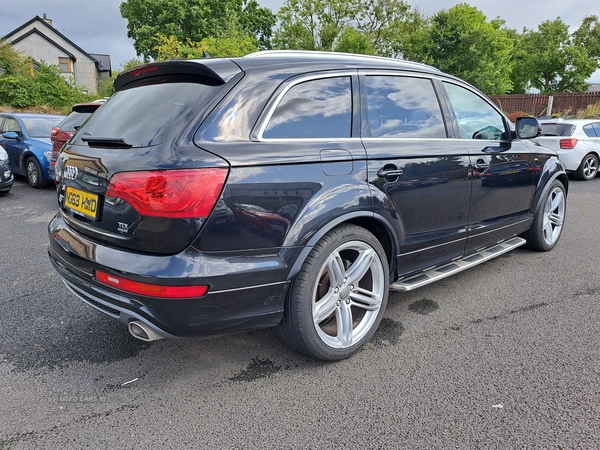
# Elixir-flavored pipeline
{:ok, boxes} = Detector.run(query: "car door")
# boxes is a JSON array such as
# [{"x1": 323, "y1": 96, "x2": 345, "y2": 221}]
[
  {"x1": 583, "y1": 122, "x2": 600, "y2": 152},
  {"x1": 361, "y1": 73, "x2": 472, "y2": 276},
  {"x1": 441, "y1": 82, "x2": 534, "y2": 253},
  {"x1": 0, "y1": 116, "x2": 26, "y2": 173}
]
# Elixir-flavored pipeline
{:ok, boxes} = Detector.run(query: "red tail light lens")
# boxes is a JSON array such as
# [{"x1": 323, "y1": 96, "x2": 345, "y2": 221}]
[
  {"x1": 559, "y1": 138, "x2": 577, "y2": 149},
  {"x1": 51, "y1": 127, "x2": 60, "y2": 137},
  {"x1": 95, "y1": 270, "x2": 208, "y2": 298},
  {"x1": 106, "y1": 168, "x2": 228, "y2": 219}
]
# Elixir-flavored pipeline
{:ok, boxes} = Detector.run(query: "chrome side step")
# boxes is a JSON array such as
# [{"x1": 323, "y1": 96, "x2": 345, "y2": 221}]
[{"x1": 390, "y1": 237, "x2": 526, "y2": 292}]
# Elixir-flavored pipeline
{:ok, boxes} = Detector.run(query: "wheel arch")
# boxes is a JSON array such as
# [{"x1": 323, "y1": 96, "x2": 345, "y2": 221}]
[
  {"x1": 531, "y1": 168, "x2": 568, "y2": 217},
  {"x1": 286, "y1": 211, "x2": 399, "y2": 282}
]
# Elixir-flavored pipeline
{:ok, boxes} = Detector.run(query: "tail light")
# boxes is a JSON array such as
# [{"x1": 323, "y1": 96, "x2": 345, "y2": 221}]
[
  {"x1": 106, "y1": 168, "x2": 228, "y2": 219},
  {"x1": 95, "y1": 270, "x2": 208, "y2": 298},
  {"x1": 560, "y1": 138, "x2": 577, "y2": 149},
  {"x1": 51, "y1": 127, "x2": 60, "y2": 137}
]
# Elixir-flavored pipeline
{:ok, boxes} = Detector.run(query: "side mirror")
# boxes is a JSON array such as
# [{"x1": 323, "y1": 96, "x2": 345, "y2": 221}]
[
  {"x1": 2, "y1": 131, "x2": 20, "y2": 140},
  {"x1": 515, "y1": 117, "x2": 540, "y2": 139}
]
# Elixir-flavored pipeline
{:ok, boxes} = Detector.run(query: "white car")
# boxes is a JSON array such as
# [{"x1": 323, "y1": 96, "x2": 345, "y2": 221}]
[{"x1": 535, "y1": 119, "x2": 600, "y2": 181}]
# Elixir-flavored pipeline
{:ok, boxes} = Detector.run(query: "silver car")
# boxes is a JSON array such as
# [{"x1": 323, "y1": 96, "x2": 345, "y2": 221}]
[{"x1": 535, "y1": 119, "x2": 600, "y2": 181}]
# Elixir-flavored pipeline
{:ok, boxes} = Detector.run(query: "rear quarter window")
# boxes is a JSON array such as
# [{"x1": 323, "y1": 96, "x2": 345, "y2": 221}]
[{"x1": 262, "y1": 77, "x2": 352, "y2": 139}]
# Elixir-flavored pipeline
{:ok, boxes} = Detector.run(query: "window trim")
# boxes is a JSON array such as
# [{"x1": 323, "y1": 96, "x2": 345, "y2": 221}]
[{"x1": 58, "y1": 57, "x2": 72, "y2": 73}]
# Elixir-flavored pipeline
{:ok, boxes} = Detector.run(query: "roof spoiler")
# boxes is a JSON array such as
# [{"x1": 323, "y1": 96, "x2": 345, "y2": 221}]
[{"x1": 114, "y1": 60, "x2": 236, "y2": 91}]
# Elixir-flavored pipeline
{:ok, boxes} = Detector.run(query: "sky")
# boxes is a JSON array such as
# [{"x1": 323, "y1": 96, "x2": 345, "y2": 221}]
[{"x1": 0, "y1": 0, "x2": 598, "y2": 82}]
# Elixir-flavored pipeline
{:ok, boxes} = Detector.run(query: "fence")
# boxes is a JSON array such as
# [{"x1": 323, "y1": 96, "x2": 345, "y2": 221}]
[{"x1": 488, "y1": 92, "x2": 600, "y2": 117}]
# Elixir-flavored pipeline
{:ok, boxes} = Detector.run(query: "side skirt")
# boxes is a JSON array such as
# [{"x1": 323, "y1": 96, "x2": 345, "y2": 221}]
[{"x1": 390, "y1": 236, "x2": 526, "y2": 292}]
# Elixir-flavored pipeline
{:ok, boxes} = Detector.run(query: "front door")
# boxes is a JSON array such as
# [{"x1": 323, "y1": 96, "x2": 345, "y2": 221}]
[{"x1": 442, "y1": 82, "x2": 534, "y2": 253}]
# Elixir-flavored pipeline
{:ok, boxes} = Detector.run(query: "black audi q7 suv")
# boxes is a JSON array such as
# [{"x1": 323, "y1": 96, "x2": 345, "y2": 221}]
[{"x1": 48, "y1": 51, "x2": 568, "y2": 360}]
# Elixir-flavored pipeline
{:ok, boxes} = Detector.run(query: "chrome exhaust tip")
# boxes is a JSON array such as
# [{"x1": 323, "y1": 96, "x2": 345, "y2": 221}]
[{"x1": 128, "y1": 321, "x2": 165, "y2": 342}]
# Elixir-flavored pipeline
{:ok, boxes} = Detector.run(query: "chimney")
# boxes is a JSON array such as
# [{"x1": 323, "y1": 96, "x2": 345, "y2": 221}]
[{"x1": 42, "y1": 13, "x2": 52, "y2": 27}]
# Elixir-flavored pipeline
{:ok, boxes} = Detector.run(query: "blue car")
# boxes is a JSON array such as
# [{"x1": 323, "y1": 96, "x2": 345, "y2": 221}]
[{"x1": 0, "y1": 113, "x2": 65, "y2": 188}]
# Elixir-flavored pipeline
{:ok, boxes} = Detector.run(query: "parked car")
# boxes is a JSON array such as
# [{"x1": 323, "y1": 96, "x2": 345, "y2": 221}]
[
  {"x1": 0, "y1": 146, "x2": 14, "y2": 194},
  {"x1": 0, "y1": 113, "x2": 65, "y2": 188},
  {"x1": 535, "y1": 119, "x2": 600, "y2": 181},
  {"x1": 48, "y1": 51, "x2": 568, "y2": 361},
  {"x1": 50, "y1": 100, "x2": 106, "y2": 179}
]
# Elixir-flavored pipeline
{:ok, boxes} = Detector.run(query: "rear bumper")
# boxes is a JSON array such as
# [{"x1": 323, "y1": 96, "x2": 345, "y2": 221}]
[{"x1": 48, "y1": 213, "x2": 295, "y2": 338}]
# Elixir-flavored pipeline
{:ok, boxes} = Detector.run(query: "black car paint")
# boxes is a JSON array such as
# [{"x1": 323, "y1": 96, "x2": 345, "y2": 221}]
[{"x1": 48, "y1": 54, "x2": 567, "y2": 340}]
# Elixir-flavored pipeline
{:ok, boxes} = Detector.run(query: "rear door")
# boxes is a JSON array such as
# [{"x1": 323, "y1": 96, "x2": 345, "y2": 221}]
[
  {"x1": 441, "y1": 82, "x2": 534, "y2": 253},
  {"x1": 360, "y1": 73, "x2": 472, "y2": 276}
]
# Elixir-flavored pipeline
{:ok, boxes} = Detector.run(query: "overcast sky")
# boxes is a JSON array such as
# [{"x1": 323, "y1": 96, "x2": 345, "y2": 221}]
[{"x1": 1, "y1": 0, "x2": 598, "y2": 81}]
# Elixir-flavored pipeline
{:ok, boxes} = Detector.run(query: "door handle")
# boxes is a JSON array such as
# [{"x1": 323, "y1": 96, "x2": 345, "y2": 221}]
[{"x1": 377, "y1": 168, "x2": 404, "y2": 178}]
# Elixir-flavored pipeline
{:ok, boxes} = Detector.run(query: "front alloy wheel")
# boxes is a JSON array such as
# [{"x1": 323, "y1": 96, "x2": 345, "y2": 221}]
[
  {"x1": 26, "y1": 157, "x2": 47, "y2": 188},
  {"x1": 276, "y1": 224, "x2": 389, "y2": 360}
]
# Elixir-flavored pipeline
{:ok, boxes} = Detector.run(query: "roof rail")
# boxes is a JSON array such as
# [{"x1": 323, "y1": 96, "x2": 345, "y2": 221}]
[{"x1": 244, "y1": 50, "x2": 440, "y2": 72}]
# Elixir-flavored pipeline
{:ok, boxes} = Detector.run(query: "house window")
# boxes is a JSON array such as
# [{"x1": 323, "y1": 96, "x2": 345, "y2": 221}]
[{"x1": 58, "y1": 57, "x2": 71, "y2": 73}]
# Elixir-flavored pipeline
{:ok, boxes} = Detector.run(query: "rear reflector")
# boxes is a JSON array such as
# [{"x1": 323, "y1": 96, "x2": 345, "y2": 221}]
[
  {"x1": 95, "y1": 270, "x2": 209, "y2": 298},
  {"x1": 106, "y1": 168, "x2": 228, "y2": 219},
  {"x1": 559, "y1": 138, "x2": 577, "y2": 149}
]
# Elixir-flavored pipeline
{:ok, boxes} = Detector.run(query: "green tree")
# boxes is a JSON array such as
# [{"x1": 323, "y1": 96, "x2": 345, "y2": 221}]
[
  {"x1": 519, "y1": 18, "x2": 598, "y2": 93},
  {"x1": 120, "y1": 0, "x2": 275, "y2": 60},
  {"x1": 153, "y1": 6, "x2": 259, "y2": 59},
  {"x1": 402, "y1": 4, "x2": 515, "y2": 95},
  {"x1": 273, "y1": 0, "x2": 420, "y2": 57}
]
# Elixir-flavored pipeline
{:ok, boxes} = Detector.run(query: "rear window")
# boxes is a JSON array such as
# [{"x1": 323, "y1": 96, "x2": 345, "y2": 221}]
[
  {"x1": 58, "y1": 111, "x2": 93, "y2": 132},
  {"x1": 540, "y1": 123, "x2": 576, "y2": 137},
  {"x1": 74, "y1": 83, "x2": 222, "y2": 148}
]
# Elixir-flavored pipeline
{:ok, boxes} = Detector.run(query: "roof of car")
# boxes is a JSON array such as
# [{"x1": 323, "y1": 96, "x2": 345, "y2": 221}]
[
  {"x1": 232, "y1": 50, "x2": 441, "y2": 73},
  {"x1": 0, "y1": 113, "x2": 65, "y2": 119},
  {"x1": 540, "y1": 118, "x2": 600, "y2": 125}
]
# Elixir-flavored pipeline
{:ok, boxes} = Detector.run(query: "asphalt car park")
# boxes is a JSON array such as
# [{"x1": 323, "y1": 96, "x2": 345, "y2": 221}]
[{"x1": 1, "y1": 175, "x2": 599, "y2": 448}]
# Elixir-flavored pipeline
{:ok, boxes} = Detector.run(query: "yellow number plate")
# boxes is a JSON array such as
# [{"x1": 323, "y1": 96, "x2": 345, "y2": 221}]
[{"x1": 64, "y1": 186, "x2": 99, "y2": 220}]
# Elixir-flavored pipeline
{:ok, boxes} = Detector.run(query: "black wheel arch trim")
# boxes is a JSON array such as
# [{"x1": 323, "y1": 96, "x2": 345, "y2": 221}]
[
  {"x1": 285, "y1": 210, "x2": 400, "y2": 282},
  {"x1": 531, "y1": 164, "x2": 568, "y2": 216}
]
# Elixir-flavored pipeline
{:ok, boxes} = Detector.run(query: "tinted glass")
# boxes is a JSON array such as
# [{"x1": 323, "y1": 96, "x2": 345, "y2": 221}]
[
  {"x1": 58, "y1": 111, "x2": 93, "y2": 132},
  {"x1": 263, "y1": 77, "x2": 352, "y2": 139},
  {"x1": 75, "y1": 83, "x2": 222, "y2": 148},
  {"x1": 444, "y1": 82, "x2": 507, "y2": 140},
  {"x1": 539, "y1": 123, "x2": 576, "y2": 137},
  {"x1": 365, "y1": 76, "x2": 446, "y2": 138},
  {"x1": 582, "y1": 124, "x2": 598, "y2": 137}
]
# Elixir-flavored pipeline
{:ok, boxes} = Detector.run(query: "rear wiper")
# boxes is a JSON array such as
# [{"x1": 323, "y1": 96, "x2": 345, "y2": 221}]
[{"x1": 81, "y1": 136, "x2": 133, "y2": 148}]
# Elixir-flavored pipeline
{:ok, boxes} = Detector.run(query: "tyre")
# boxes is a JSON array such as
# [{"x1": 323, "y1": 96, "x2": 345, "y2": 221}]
[
  {"x1": 574, "y1": 153, "x2": 598, "y2": 181},
  {"x1": 525, "y1": 180, "x2": 566, "y2": 251},
  {"x1": 276, "y1": 224, "x2": 389, "y2": 361},
  {"x1": 26, "y1": 157, "x2": 48, "y2": 188}
]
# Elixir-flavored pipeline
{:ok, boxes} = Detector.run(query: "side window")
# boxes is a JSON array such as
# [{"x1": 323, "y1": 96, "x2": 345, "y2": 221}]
[
  {"x1": 263, "y1": 77, "x2": 352, "y2": 139},
  {"x1": 583, "y1": 123, "x2": 599, "y2": 137},
  {"x1": 443, "y1": 82, "x2": 507, "y2": 141},
  {"x1": 365, "y1": 76, "x2": 446, "y2": 138},
  {"x1": 592, "y1": 123, "x2": 600, "y2": 136},
  {"x1": 1, "y1": 117, "x2": 22, "y2": 137}
]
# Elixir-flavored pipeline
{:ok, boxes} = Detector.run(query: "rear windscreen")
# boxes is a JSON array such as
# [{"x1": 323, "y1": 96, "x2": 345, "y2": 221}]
[
  {"x1": 540, "y1": 123, "x2": 575, "y2": 137},
  {"x1": 58, "y1": 111, "x2": 93, "y2": 132},
  {"x1": 74, "y1": 83, "x2": 222, "y2": 148}
]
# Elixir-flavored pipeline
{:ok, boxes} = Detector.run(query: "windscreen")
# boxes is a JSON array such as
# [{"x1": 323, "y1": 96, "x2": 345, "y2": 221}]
[{"x1": 74, "y1": 83, "x2": 222, "y2": 148}]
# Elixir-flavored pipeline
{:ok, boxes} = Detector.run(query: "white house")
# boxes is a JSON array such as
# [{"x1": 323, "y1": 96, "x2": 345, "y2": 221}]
[{"x1": 3, "y1": 14, "x2": 111, "y2": 94}]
